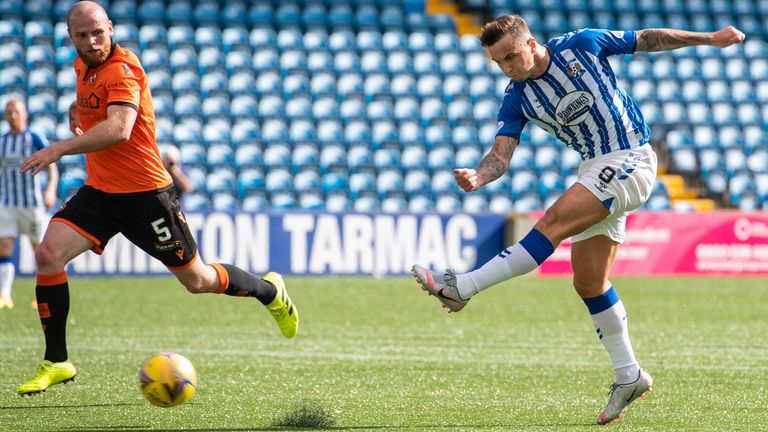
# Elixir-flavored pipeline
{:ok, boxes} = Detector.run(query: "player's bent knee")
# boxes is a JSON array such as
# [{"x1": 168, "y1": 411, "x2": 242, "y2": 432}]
[{"x1": 34, "y1": 243, "x2": 65, "y2": 269}]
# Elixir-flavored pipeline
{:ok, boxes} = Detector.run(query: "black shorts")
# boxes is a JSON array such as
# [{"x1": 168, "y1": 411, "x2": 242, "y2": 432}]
[{"x1": 53, "y1": 185, "x2": 198, "y2": 269}]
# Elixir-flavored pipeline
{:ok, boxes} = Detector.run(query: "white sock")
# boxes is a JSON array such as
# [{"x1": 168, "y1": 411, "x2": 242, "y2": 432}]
[
  {"x1": 455, "y1": 229, "x2": 554, "y2": 299},
  {"x1": 456, "y1": 243, "x2": 538, "y2": 299},
  {"x1": 0, "y1": 261, "x2": 15, "y2": 299},
  {"x1": 585, "y1": 287, "x2": 640, "y2": 384}
]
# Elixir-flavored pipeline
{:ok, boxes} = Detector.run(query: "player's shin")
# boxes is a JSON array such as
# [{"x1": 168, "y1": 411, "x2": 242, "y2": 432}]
[
  {"x1": 455, "y1": 228, "x2": 555, "y2": 299},
  {"x1": 209, "y1": 263, "x2": 277, "y2": 304},
  {"x1": 35, "y1": 272, "x2": 70, "y2": 363},
  {"x1": 583, "y1": 286, "x2": 640, "y2": 384}
]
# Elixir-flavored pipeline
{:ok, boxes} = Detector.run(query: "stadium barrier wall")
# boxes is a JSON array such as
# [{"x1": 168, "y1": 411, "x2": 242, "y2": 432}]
[
  {"x1": 14, "y1": 212, "x2": 506, "y2": 276},
  {"x1": 530, "y1": 211, "x2": 768, "y2": 276},
  {"x1": 15, "y1": 211, "x2": 768, "y2": 276}
]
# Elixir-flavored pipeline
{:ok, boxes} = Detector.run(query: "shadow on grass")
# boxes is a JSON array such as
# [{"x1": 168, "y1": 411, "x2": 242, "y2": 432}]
[
  {"x1": 59, "y1": 426, "x2": 590, "y2": 432},
  {"x1": 1, "y1": 402, "x2": 141, "y2": 409}
]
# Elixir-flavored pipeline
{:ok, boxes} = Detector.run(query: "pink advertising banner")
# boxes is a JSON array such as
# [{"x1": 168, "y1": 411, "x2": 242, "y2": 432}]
[{"x1": 536, "y1": 212, "x2": 768, "y2": 275}]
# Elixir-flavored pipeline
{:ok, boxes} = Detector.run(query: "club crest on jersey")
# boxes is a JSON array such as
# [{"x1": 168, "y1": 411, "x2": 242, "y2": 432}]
[
  {"x1": 565, "y1": 60, "x2": 584, "y2": 79},
  {"x1": 555, "y1": 90, "x2": 595, "y2": 126}
]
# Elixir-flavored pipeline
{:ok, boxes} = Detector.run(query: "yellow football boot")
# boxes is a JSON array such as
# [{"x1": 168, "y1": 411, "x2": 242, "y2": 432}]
[
  {"x1": 17, "y1": 360, "x2": 77, "y2": 395},
  {"x1": 262, "y1": 272, "x2": 298, "y2": 338}
]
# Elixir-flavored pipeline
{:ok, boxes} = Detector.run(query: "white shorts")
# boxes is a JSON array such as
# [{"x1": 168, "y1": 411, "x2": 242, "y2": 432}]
[
  {"x1": 0, "y1": 206, "x2": 47, "y2": 243},
  {"x1": 573, "y1": 145, "x2": 657, "y2": 244}
]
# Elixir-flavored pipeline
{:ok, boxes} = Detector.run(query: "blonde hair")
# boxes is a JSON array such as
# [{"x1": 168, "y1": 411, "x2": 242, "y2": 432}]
[{"x1": 479, "y1": 15, "x2": 532, "y2": 47}]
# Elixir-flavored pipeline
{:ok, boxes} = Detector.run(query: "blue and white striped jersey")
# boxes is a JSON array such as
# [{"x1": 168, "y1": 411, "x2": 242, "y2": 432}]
[
  {"x1": 497, "y1": 28, "x2": 650, "y2": 161},
  {"x1": 0, "y1": 129, "x2": 48, "y2": 208}
]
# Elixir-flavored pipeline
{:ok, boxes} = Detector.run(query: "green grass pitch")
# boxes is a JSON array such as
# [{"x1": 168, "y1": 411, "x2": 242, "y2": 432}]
[{"x1": 1, "y1": 275, "x2": 766, "y2": 431}]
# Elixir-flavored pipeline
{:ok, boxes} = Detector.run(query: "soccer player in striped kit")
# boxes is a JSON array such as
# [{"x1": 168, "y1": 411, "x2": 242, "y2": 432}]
[
  {"x1": 0, "y1": 99, "x2": 59, "y2": 309},
  {"x1": 413, "y1": 15, "x2": 745, "y2": 424}
]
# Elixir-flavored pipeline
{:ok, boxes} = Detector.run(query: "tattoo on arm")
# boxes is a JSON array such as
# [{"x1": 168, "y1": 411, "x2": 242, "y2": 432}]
[
  {"x1": 636, "y1": 28, "x2": 711, "y2": 52},
  {"x1": 478, "y1": 136, "x2": 517, "y2": 182}
]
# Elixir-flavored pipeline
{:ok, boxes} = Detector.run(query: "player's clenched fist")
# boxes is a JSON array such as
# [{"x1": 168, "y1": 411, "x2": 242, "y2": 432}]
[{"x1": 454, "y1": 168, "x2": 481, "y2": 192}]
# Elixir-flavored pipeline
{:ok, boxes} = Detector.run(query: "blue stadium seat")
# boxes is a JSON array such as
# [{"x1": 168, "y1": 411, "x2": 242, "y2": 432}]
[
  {"x1": 165, "y1": 0, "x2": 192, "y2": 24},
  {"x1": 280, "y1": 50, "x2": 307, "y2": 75},
  {"x1": 206, "y1": 168, "x2": 237, "y2": 195},
  {"x1": 488, "y1": 195, "x2": 514, "y2": 213},
  {"x1": 325, "y1": 191, "x2": 351, "y2": 212},
  {"x1": 452, "y1": 123, "x2": 478, "y2": 147},
  {"x1": 139, "y1": 23, "x2": 166, "y2": 50},
  {"x1": 147, "y1": 69, "x2": 172, "y2": 92},
  {"x1": 301, "y1": 4, "x2": 327, "y2": 28},
  {"x1": 413, "y1": 51, "x2": 439, "y2": 75},
  {"x1": 294, "y1": 170, "x2": 322, "y2": 193},
  {"x1": 307, "y1": 51, "x2": 333, "y2": 73},
  {"x1": 408, "y1": 194, "x2": 434, "y2": 213},
  {"x1": 249, "y1": 28, "x2": 276, "y2": 50},
  {"x1": 286, "y1": 96, "x2": 312, "y2": 122},
  {"x1": 276, "y1": 28, "x2": 303, "y2": 50},
  {"x1": 28, "y1": 68, "x2": 56, "y2": 93},
  {"x1": 340, "y1": 98, "x2": 367, "y2": 123},
  {"x1": 251, "y1": 48, "x2": 278, "y2": 73},
  {"x1": 409, "y1": 31, "x2": 434, "y2": 52},
  {"x1": 25, "y1": 20, "x2": 53, "y2": 45},
  {"x1": 446, "y1": 98, "x2": 475, "y2": 127},
  {"x1": 473, "y1": 98, "x2": 498, "y2": 123},
  {"x1": 0, "y1": 42, "x2": 24, "y2": 69},
  {"x1": 179, "y1": 142, "x2": 206, "y2": 167},
  {"x1": 463, "y1": 194, "x2": 488, "y2": 213},
  {"x1": 360, "y1": 50, "x2": 386, "y2": 75},
  {"x1": 312, "y1": 99, "x2": 341, "y2": 124},
  {"x1": 167, "y1": 25, "x2": 195, "y2": 50},
  {"x1": 211, "y1": 191, "x2": 240, "y2": 212},
  {"x1": 25, "y1": 44, "x2": 54, "y2": 69},
  {"x1": 0, "y1": 20, "x2": 23, "y2": 45},
  {"x1": 319, "y1": 143, "x2": 347, "y2": 173},
  {"x1": 258, "y1": 95, "x2": 286, "y2": 120},
  {"x1": 138, "y1": 0, "x2": 165, "y2": 25},
  {"x1": 425, "y1": 124, "x2": 451, "y2": 150},
  {"x1": 420, "y1": 97, "x2": 447, "y2": 126},
  {"x1": 416, "y1": 74, "x2": 442, "y2": 99},
  {"x1": 207, "y1": 143, "x2": 235, "y2": 168},
  {"x1": 443, "y1": 75, "x2": 469, "y2": 102},
  {"x1": 465, "y1": 52, "x2": 492, "y2": 76},
  {"x1": 172, "y1": 70, "x2": 200, "y2": 96},
  {"x1": 347, "y1": 144, "x2": 374, "y2": 172},
  {"x1": 265, "y1": 168, "x2": 294, "y2": 194},
  {"x1": 403, "y1": 169, "x2": 431, "y2": 197},
  {"x1": 234, "y1": 143, "x2": 263, "y2": 169},
  {"x1": 169, "y1": 47, "x2": 197, "y2": 73},
  {"x1": 299, "y1": 191, "x2": 326, "y2": 211},
  {"x1": 200, "y1": 71, "x2": 228, "y2": 98},
  {"x1": 455, "y1": 146, "x2": 481, "y2": 168},
  {"x1": 431, "y1": 171, "x2": 459, "y2": 195},
  {"x1": 255, "y1": 71, "x2": 282, "y2": 97},
  {"x1": 283, "y1": 74, "x2": 310, "y2": 99},
  {"x1": 220, "y1": 1, "x2": 249, "y2": 27},
  {"x1": 355, "y1": 6, "x2": 380, "y2": 31},
  {"x1": 270, "y1": 192, "x2": 297, "y2": 210},
  {"x1": 377, "y1": 169, "x2": 405, "y2": 199},
  {"x1": 328, "y1": 30, "x2": 356, "y2": 52},
  {"x1": 373, "y1": 148, "x2": 401, "y2": 170},
  {"x1": 427, "y1": 147, "x2": 454, "y2": 172},
  {"x1": 393, "y1": 97, "x2": 419, "y2": 123},
  {"x1": 390, "y1": 73, "x2": 416, "y2": 98},
  {"x1": 275, "y1": 4, "x2": 301, "y2": 29},
  {"x1": 322, "y1": 172, "x2": 350, "y2": 195},
  {"x1": 173, "y1": 119, "x2": 203, "y2": 145},
  {"x1": 26, "y1": 93, "x2": 56, "y2": 116},
  {"x1": 349, "y1": 171, "x2": 377, "y2": 199},
  {"x1": 203, "y1": 118, "x2": 231, "y2": 146},
  {"x1": 309, "y1": 72, "x2": 338, "y2": 99},
  {"x1": 435, "y1": 194, "x2": 462, "y2": 213},
  {"x1": 398, "y1": 121, "x2": 424, "y2": 147},
  {"x1": 248, "y1": 4, "x2": 273, "y2": 28},
  {"x1": 292, "y1": 143, "x2": 320, "y2": 171},
  {"x1": 194, "y1": 1, "x2": 221, "y2": 26},
  {"x1": 328, "y1": 5, "x2": 354, "y2": 30},
  {"x1": 241, "y1": 192, "x2": 268, "y2": 211},
  {"x1": 381, "y1": 196, "x2": 407, "y2": 212},
  {"x1": 382, "y1": 31, "x2": 408, "y2": 52}
]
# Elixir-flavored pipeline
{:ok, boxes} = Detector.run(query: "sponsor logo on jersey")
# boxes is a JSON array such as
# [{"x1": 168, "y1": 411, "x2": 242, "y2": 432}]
[
  {"x1": 555, "y1": 90, "x2": 594, "y2": 126},
  {"x1": 565, "y1": 60, "x2": 585, "y2": 79}
]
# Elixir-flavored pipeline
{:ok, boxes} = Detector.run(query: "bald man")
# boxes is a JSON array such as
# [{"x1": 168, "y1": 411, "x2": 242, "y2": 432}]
[
  {"x1": 0, "y1": 99, "x2": 59, "y2": 310},
  {"x1": 17, "y1": 1, "x2": 299, "y2": 395}
]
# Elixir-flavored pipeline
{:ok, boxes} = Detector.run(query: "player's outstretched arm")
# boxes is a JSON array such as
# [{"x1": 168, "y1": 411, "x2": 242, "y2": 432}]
[
  {"x1": 454, "y1": 135, "x2": 518, "y2": 192},
  {"x1": 635, "y1": 26, "x2": 745, "y2": 52},
  {"x1": 21, "y1": 105, "x2": 138, "y2": 175}
]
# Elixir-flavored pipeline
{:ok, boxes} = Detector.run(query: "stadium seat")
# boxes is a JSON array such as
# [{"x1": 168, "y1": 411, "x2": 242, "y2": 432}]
[
  {"x1": 270, "y1": 192, "x2": 297, "y2": 210},
  {"x1": 234, "y1": 143, "x2": 263, "y2": 169},
  {"x1": 241, "y1": 192, "x2": 268, "y2": 211},
  {"x1": 349, "y1": 172, "x2": 377, "y2": 199},
  {"x1": 167, "y1": 25, "x2": 195, "y2": 50},
  {"x1": 435, "y1": 194, "x2": 462, "y2": 213},
  {"x1": 325, "y1": 192, "x2": 351, "y2": 212}
]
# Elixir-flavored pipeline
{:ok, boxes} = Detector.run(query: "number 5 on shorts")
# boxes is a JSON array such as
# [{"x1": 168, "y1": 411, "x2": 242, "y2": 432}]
[{"x1": 151, "y1": 218, "x2": 171, "y2": 241}]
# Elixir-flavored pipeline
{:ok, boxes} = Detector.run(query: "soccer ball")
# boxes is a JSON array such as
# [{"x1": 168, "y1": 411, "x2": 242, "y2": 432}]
[{"x1": 138, "y1": 352, "x2": 198, "y2": 407}]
